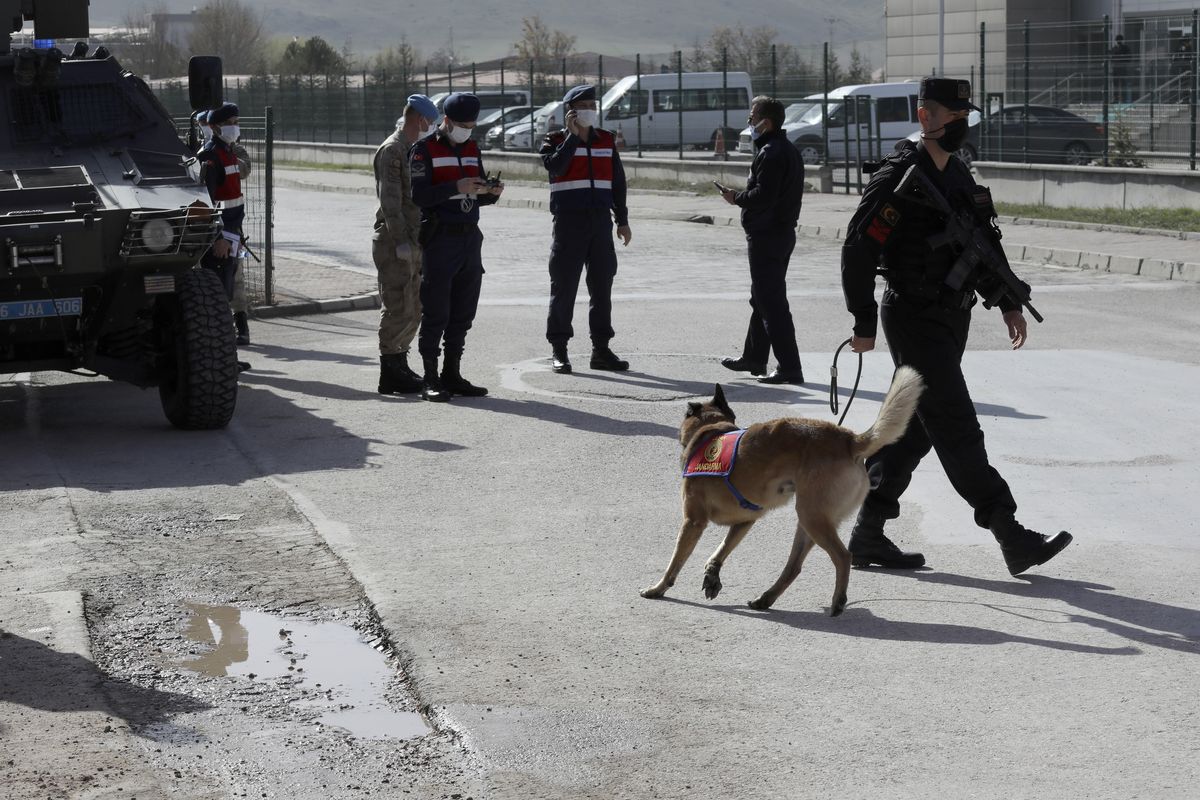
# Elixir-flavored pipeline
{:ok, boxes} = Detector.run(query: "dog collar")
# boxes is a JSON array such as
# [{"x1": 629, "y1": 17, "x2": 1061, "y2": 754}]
[{"x1": 682, "y1": 430, "x2": 763, "y2": 512}]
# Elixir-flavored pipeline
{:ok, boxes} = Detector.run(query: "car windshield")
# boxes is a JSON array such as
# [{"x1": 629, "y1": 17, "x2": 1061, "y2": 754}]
[
  {"x1": 600, "y1": 83, "x2": 626, "y2": 109},
  {"x1": 477, "y1": 109, "x2": 505, "y2": 126},
  {"x1": 534, "y1": 101, "x2": 560, "y2": 118},
  {"x1": 783, "y1": 103, "x2": 816, "y2": 125}
]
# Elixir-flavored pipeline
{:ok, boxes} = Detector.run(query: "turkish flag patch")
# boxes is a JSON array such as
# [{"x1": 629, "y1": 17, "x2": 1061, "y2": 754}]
[{"x1": 867, "y1": 218, "x2": 893, "y2": 244}]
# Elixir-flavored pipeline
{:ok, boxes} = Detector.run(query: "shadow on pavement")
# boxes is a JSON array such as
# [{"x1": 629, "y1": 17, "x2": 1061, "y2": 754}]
[
  {"x1": 246, "y1": 342, "x2": 377, "y2": 367},
  {"x1": 0, "y1": 630, "x2": 210, "y2": 734},
  {"x1": 659, "y1": 597, "x2": 1141, "y2": 655},
  {"x1": 459, "y1": 395, "x2": 678, "y2": 437},
  {"x1": 0, "y1": 381, "x2": 376, "y2": 492}
]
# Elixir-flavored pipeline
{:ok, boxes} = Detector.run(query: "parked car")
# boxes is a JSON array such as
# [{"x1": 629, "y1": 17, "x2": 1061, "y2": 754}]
[
  {"x1": 977, "y1": 105, "x2": 1105, "y2": 165},
  {"x1": 600, "y1": 71, "x2": 752, "y2": 149},
  {"x1": 473, "y1": 105, "x2": 531, "y2": 146},
  {"x1": 429, "y1": 89, "x2": 530, "y2": 115},
  {"x1": 501, "y1": 100, "x2": 564, "y2": 150},
  {"x1": 738, "y1": 96, "x2": 822, "y2": 155}
]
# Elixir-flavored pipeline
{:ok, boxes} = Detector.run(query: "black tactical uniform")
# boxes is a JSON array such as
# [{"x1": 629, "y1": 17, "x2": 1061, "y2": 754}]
[{"x1": 841, "y1": 77, "x2": 1071, "y2": 576}]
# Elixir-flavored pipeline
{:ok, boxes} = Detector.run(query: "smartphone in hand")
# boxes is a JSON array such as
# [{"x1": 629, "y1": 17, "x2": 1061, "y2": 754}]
[{"x1": 713, "y1": 180, "x2": 730, "y2": 193}]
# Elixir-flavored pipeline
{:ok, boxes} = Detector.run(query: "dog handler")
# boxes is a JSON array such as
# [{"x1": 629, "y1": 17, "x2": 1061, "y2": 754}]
[{"x1": 839, "y1": 77, "x2": 1072, "y2": 575}]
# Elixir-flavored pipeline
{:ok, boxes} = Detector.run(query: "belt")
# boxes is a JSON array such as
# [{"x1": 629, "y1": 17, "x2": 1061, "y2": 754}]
[
  {"x1": 887, "y1": 280, "x2": 975, "y2": 310},
  {"x1": 218, "y1": 197, "x2": 245, "y2": 209},
  {"x1": 440, "y1": 222, "x2": 478, "y2": 236}
]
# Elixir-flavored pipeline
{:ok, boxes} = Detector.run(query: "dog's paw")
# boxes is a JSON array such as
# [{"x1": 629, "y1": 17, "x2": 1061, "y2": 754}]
[
  {"x1": 830, "y1": 592, "x2": 848, "y2": 617},
  {"x1": 640, "y1": 586, "x2": 666, "y2": 599},
  {"x1": 702, "y1": 571, "x2": 722, "y2": 600},
  {"x1": 747, "y1": 595, "x2": 774, "y2": 611}
]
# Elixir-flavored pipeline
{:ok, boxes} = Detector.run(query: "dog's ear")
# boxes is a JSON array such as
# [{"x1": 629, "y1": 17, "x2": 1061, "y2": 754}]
[
  {"x1": 685, "y1": 401, "x2": 702, "y2": 418},
  {"x1": 712, "y1": 384, "x2": 735, "y2": 421}
]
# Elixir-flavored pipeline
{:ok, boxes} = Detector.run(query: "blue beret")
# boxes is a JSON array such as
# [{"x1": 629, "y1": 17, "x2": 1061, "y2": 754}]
[
  {"x1": 208, "y1": 102, "x2": 239, "y2": 125},
  {"x1": 406, "y1": 94, "x2": 439, "y2": 123},
  {"x1": 443, "y1": 92, "x2": 481, "y2": 123},
  {"x1": 563, "y1": 84, "x2": 595, "y2": 105}
]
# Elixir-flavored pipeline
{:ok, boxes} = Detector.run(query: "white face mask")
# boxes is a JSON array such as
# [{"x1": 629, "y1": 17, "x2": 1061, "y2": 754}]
[
  {"x1": 219, "y1": 124, "x2": 240, "y2": 142},
  {"x1": 446, "y1": 122, "x2": 472, "y2": 144},
  {"x1": 575, "y1": 109, "x2": 599, "y2": 129}
]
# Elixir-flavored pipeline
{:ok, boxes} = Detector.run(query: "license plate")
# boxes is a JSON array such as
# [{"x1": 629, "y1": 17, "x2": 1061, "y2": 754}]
[{"x1": 0, "y1": 297, "x2": 83, "y2": 320}]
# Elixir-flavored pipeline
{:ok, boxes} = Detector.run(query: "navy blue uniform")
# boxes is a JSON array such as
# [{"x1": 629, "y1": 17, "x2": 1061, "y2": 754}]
[
  {"x1": 197, "y1": 137, "x2": 244, "y2": 299},
  {"x1": 540, "y1": 126, "x2": 629, "y2": 347},
  {"x1": 408, "y1": 130, "x2": 498, "y2": 360}
]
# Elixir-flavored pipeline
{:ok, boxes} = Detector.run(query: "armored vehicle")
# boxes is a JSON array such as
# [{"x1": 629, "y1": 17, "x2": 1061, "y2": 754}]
[{"x1": 1, "y1": 0, "x2": 238, "y2": 428}]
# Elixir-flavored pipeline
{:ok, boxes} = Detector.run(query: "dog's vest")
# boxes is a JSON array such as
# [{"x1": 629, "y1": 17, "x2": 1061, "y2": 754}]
[{"x1": 682, "y1": 429, "x2": 762, "y2": 512}]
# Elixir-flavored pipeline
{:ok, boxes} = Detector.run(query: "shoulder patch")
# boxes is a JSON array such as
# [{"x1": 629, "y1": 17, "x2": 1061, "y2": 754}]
[
  {"x1": 409, "y1": 158, "x2": 426, "y2": 178},
  {"x1": 880, "y1": 203, "x2": 901, "y2": 226}
]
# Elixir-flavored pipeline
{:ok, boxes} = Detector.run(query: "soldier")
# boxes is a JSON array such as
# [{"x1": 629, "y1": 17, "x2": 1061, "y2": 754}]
[
  {"x1": 718, "y1": 94, "x2": 806, "y2": 385},
  {"x1": 372, "y1": 94, "x2": 440, "y2": 394},
  {"x1": 408, "y1": 92, "x2": 504, "y2": 402},
  {"x1": 840, "y1": 77, "x2": 1072, "y2": 576},
  {"x1": 540, "y1": 84, "x2": 632, "y2": 374}
]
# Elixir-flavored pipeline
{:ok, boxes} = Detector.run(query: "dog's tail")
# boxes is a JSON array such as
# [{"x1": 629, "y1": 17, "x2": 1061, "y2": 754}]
[{"x1": 851, "y1": 366, "x2": 924, "y2": 460}]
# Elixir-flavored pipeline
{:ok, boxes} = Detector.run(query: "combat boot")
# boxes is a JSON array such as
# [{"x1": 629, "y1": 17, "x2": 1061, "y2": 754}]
[
  {"x1": 420, "y1": 356, "x2": 450, "y2": 403},
  {"x1": 234, "y1": 311, "x2": 250, "y2": 346},
  {"x1": 551, "y1": 344, "x2": 572, "y2": 374},
  {"x1": 378, "y1": 354, "x2": 422, "y2": 395},
  {"x1": 590, "y1": 343, "x2": 629, "y2": 371},
  {"x1": 440, "y1": 354, "x2": 488, "y2": 397},
  {"x1": 848, "y1": 511, "x2": 926, "y2": 569},
  {"x1": 991, "y1": 516, "x2": 1072, "y2": 576}
]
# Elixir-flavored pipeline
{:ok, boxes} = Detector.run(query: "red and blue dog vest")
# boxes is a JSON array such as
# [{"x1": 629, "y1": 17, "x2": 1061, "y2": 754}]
[{"x1": 682, "y1": 430, "x2": 762, "y2": 511}]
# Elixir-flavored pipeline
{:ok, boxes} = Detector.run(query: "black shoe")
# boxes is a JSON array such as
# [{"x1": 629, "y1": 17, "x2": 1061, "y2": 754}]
[
  {"x1": 441, "y1": 357, "x2": 488, "y2": 397},
  {"x1": 378, "y1": 354, "x2": 423, "y2": 394},
  {"x1": 757, "y1": 367, "x2": 805, "y2": 385},
  {"x1": 551, "y1": 345, "x2": 572, "y2": 374},
  {"x1": 590, "y1": 345, "x2": 629, "y2": 371},
  {"x1": 237, "y1": 360, "x2": 251, "y2": 373},
  {"x1": 992, "y1": 517, "x2": 1073, "y2": 576},
  {"x1": 721, "y1": 356, "x2": 767, "y2": 375},
  {"x1": 849, "y1": 516, "x2": 925, "y2": 569},
  {"x1": 420, "y1": 356, "x2": 451, "y2": 402}
]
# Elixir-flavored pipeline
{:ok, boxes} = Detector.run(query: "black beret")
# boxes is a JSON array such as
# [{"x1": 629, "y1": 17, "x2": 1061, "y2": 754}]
[
  {"x1": 208, "y1": 102, "x2": 239, "y2": 124},
  {"x1": 443, "y1": 92, "x2": 481, "y2": 123},
  {"x1": 563, "y1": 84, "x2": 596, "y2": 105}
]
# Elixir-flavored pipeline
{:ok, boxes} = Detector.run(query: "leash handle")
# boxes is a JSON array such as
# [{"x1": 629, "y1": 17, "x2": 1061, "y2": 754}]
[{"x1": 829, "y1": 338, "x2": 863, "y2": 427}]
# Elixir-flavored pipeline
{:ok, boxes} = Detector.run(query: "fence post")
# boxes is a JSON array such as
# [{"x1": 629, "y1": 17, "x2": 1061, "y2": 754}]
[
  {"x1": 264, "y1": 105, "x2": 274, "y2": 307},
  {"x1": 823, "y1": 42, "x2": 830, "y2": 167},
  {"x1": 342, "y1": 72, "x2": 349, "y2": 144},
  {"x1": 309, "y1": 74, "x2": 316, "y2": 142},
  {"x1": 529, "y1": 58, "x2": 535, "y2": 154},
  {"x1": 472, "y1": 62, "x2": 477, "y2": 94},
  {"x1": 361, "y1": 70, "x2": 368, "y2": 145},
  {"x1": 423, "y1": 65, "x2": 429, "y2": 95},
  {"x1": 980, "y1": 22, "x2": 987, "y2": 160},
  {"x1": 1023, "y1": 19, "x2": 1030, "y2": 163},
  {"x1": 1191, "y1": 9, "x2": 1198, "y2": 170},
  {"x1": 1103, "y1": 14, "x2": 1110, "y2": 166},
  {"x1": 676, "y1": 50, "x2": 684, "y2": 160},
  {"x1": 598, "y1": 54, "x2": 604, "y2": 128},
  {"x1": 722, "y1": 47, "x2": 729, "y2": 160},
  {"x1": 635, "y1": 53, "x2": 642, "y2": 159},
  {"x1": 561, "y1": 57, "x2": 566, "y2": 100},
  {"x1": 499, "y1": 60, "x2": 506, "y2": 151},
  {"x1": 771, "y1": 44, "x2": 777, "y2": 97},
  {"x1": 447, "y1": 62, "x2": 453, "y2": 92}
]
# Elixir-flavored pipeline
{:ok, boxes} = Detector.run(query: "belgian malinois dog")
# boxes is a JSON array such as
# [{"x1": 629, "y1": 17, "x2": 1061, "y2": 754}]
[{"x1": 640, "y1": 366, "x2": 924, "y2": 616}]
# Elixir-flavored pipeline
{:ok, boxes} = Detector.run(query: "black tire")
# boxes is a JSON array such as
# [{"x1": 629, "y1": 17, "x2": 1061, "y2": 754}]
[
  {"x1": 955, "y1": 142, "x2": 978, "y2": 167},
  {"x1": 1063, "y1": 141, "x2": 1091, "y2": 165},
  {"x1": 157, "y1": 268, "x2": 238, "y2": 430},
  {"x1": 794, "y1": 137, "x2": 822, "y2": 165}
]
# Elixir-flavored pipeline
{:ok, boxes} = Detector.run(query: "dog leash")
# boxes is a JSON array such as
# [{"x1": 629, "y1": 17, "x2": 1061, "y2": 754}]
[{"x1": 829, "y1": 338, "x2": 863, "y2": 426}]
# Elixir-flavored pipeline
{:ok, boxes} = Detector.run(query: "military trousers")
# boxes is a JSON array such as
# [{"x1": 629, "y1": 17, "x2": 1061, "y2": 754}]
[
  {"x1": 417, "y1": 226, "x2": 484, "y2": 360},
  {"x1": 739, "y1": 227, "x2": 802, "y2": 371},
  {"x1": 372, "y1": 235, "x2": 422, "y2": 355},
  {"x1": 546, "y1": 209, "x2": 618, "y2": 347},
  {"x1": 861, "y1": 291, "x2": 1018, "y2": 529}
]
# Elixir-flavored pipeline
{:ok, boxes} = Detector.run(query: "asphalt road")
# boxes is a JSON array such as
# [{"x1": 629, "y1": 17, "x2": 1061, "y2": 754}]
[{"x1": 6, "y1": 189, "x2": 1200, "y2": 799}]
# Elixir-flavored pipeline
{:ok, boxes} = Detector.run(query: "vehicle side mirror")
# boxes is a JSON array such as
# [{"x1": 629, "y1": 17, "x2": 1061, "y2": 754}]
[{"x1": 188, "y1": 56, "x2": 223, "y2": 112}]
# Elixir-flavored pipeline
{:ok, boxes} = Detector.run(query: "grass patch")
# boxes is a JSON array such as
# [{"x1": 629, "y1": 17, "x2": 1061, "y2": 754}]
[{"x1": 997, "y1": 202, "x2": 1200, "y2": 233}]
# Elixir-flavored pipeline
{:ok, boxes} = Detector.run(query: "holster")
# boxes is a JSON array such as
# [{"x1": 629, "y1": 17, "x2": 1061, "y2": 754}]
[{"x1": 417, "y1": 217, "x2": 440, "y2": 248}]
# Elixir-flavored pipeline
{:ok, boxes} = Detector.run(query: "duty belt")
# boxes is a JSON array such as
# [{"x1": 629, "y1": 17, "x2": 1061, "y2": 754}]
[
  {"x1": 887, "y1": 279, "x2": 975, "y2": 310},
  {"x1": 439, "y1": 222, "x2": 478, "y2": 236}
]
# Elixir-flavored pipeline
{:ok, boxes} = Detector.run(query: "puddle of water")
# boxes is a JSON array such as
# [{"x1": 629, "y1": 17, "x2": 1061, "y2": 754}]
[{"x1": 177, "y1": 603, "x2": 430, "y2": 740}]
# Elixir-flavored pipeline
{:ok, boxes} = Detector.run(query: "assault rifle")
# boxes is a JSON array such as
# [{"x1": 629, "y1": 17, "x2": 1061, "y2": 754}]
[{"x1": 894, "y1": 164, "x2": 1044, "y2": 323}]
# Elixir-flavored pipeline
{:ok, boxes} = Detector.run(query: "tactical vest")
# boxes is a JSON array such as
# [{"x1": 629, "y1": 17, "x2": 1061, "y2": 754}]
[
  {"x1": 425, "y1": 136, "x2": 483, "y2": 186},
  {"x1": 209, "y1": 143, "x2": 243, "y2": 206},
  {"x1": 547, "y1": 128, "x2": 616, "y2": 214}
]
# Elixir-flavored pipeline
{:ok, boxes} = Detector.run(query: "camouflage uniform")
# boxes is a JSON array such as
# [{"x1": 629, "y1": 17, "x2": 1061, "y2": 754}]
[{"x1": 372, "y1": 130, "x2": 422, "y2": 356}]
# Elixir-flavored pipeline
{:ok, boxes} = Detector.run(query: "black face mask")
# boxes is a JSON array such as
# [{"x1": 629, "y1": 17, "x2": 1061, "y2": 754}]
[{"x1": 929, "y1": 117, "x2": 969, "y2": 152}]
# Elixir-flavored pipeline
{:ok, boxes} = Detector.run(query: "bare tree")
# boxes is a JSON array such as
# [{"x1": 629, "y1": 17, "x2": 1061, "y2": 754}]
[
  {"x1": 188, "y1": 0, "x2": 267, "y2": 74},
  {"x1": 513, "y1": 15, "x2": 577, "y2": 73},
  {"x1": 370, "y1": 38, "x2": 420, "y2": 87},
  {"x1": 695, "y1": 24, "x2": 814, "y2": 91}
]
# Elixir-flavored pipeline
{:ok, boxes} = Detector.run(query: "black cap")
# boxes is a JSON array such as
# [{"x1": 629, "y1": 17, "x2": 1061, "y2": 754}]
[
  {"x1": 919, "y1": 77, "x2": 981, "y2": 112},
  {"x1": 563, "y1": 84, "x2": 595, "y2": 105}
]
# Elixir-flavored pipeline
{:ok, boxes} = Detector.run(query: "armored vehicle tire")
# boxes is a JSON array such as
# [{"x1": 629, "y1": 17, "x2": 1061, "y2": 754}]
[{"x1": 158, "y1": 268, "x2": 238, "y2": 430}]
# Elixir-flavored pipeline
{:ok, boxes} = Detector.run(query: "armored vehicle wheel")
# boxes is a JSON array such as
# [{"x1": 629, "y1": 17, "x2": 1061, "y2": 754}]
[{"x1": 158, "y1": 268, "x2": 238, "y2": 429}]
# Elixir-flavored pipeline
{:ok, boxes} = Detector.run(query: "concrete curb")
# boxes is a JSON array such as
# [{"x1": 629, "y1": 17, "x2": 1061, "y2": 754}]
[{"x1": 253, "y1": 291, "x2": 380, "y2": 319}]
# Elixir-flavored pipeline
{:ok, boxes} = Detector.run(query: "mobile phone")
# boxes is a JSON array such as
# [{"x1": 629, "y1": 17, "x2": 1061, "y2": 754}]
[{"x1": 713, "y1": 180, "x2": 729, "y2": 193}]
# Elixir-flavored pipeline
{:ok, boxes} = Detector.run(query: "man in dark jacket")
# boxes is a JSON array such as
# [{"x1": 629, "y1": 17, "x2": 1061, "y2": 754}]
[{"x1": 719, "y1": 95, "x2": 806, "y2": 384}]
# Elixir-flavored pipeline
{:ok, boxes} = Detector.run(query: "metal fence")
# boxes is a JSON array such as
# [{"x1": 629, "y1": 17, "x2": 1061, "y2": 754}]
[{"x1": 173, "y1": 111, "x2": 275, "y2": 305}]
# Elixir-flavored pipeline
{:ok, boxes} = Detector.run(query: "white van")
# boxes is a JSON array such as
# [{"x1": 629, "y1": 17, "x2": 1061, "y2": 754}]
[
  {"x1": 430, "y1": 90, "x2": 532, "y2": 114},
  {"x1": 600, "y1": 71, "x2": 752, "y2": 149},
  {"x1": 739, "y1": 82, "x2": 921, "y2": 164}
]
